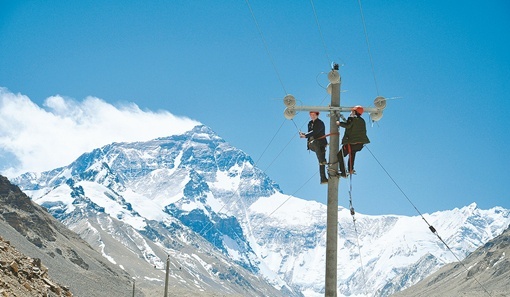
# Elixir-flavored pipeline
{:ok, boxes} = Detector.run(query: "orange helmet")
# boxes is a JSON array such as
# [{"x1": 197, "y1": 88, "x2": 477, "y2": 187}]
[{"x1": 352, "y1": 105, "x2": 364, "y2": 115}]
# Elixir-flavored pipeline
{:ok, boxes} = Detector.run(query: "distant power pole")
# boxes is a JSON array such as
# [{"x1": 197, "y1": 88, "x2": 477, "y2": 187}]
[
  {"x1": 132, "y1": 278, "x2": 136, "y2": 297},
  {"x1": 164, "y1": 255, "x2": 170, "y2": 297},
  {"x1": 283, "y1": 64, "x2": 386, "y2": 297}
]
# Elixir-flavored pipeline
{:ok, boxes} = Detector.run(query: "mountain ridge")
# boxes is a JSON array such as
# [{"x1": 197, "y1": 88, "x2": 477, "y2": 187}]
[{"x1": 11, "y1": 124, "x2": 510, "y2": 297}]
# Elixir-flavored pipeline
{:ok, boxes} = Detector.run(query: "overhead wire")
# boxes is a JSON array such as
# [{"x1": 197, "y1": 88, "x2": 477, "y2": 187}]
[
  {"x1": 199, "y1": 0, "x2": 293, "y2": 236},
  {"x1": 198, "y1": 120, "x2": 287, "y2": 236},
  {"x1": 309, "y1": 0, "x2": 332, "y2": 65},
  {"x1": 256, "y1": 1, "x2": 495, "y2": 295},
  {"x1": 254, "y1": 119, "x2": 287, "y2": 166},
  {"x1": 357, "y1": 0, "x2": 380, "y2": 96},
  {"x1": 355, "y1": 2, "x2": 492, "y2": 294},
  {"x1": 262, "y1": 171, "x2": 317, "y2": 220},
  {"x1": 245, "y1": 0, "x2": 287, "y2": 95},
  {"x1": 198, "y1": 0, "x2": 315, "y2": 243},
  {"x1": 201, "y1": 3, "x2": 401, "y2": 296},
  {"x1": 365, "y1": 145, "x2": 493, "y2": 297}
]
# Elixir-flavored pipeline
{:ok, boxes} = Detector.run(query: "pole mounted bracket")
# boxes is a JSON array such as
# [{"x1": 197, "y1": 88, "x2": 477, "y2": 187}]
[
  {"x1": 329, "y1": 109, "x2": 340, "y2": 120},
  {"x1": 283, "y1": 95, "x2": 387, "y2": 121}
]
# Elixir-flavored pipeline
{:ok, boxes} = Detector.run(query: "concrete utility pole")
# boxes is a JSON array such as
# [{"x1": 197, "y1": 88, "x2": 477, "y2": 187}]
[
  {"x1": 325, "y1": 65, "x2": 340, "y2": 297},
  {"x1": 283, "y1": 65, "x2": 386, "y2": 297}
]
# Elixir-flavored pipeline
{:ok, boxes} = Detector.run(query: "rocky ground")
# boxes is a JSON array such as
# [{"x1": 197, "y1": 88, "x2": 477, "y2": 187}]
[{"x1": 0, "y1": 235, "x2": 72, "y2": 297}]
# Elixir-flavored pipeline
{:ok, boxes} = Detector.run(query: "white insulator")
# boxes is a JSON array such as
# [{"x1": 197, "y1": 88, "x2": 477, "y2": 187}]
[
  {"x1": 370, "y1": 110, "x2": 383, "y2": 121},
  {"x1": 374, "y1": 96, "x2": 387, "y2": 110},
  {"x1": 328, "y1": 70, "x2": 340, "y2": 84},
  {"x1": 284, "y1": 108, "x2": 296, "y2": 120},
  {"x1": 283, "y1": 94, "x2": 296, "y2": 107},
  {"x1": 326, "y1": 83, "x2": 332, "y2": 95}
]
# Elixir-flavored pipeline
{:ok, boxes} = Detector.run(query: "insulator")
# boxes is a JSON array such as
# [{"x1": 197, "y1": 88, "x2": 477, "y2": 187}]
[
  {"x1": 328, "y1": 70, "x2": 340, "y2": 84},
  {"x1": 374, "y1": 96, "x2": 387, "y2": 110},
  {"x1": 283, "y1": 94, "x2": 296, "y2": 107},
  {"x1": 284, "y1": 108, "x2": 296, "y2": 120},
  {"x1": 326, "y1": 84, "x2": 332, "y2": 95},
  {"x1": 370, "y1": 110, "x2": 383, "y2": 121}
]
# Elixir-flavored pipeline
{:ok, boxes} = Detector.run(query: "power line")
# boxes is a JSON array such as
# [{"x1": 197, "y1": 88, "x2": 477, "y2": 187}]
[
  {"x1": 245, "y1": 0, "x2": 287, "y2": 95},
  {"x1": 200, "y1": 1, "x2": 292, "y2": 237},
  {"x1": 309, "y1": 0, "x2": 332, "y2": 65},
  {"x1": 365, "y1": 145, "x2": 493, "y2": 297},
  {"x1": 200, "y1": 0, "x2": 326, "y2": 243},
  {"x1": 254, "y1": 119, "x2": 286, "y2": 166},
  {"x1": 198, "y1": 120, "x2": 299, "y2": 237},
  {"x1": 357, "y1": 0, "x2": 380, "y2": 95},
  {"x1": 263, "y1": 171, "x2": 317, "y2": 219}
]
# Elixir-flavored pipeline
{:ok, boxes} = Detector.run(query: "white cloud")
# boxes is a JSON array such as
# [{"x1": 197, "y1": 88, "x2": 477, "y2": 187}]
[{"x1": 0, "y1": 87, "x2": 201, "y2": 177}]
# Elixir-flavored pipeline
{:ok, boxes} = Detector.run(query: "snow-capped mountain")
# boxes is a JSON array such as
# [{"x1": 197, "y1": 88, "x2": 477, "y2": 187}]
[
  {"x1": 392, "y1": 224, "x2": 510, "y2": 296},
  {"x1": 12, "y1": 125, "x2": 510, "y2": 297}
]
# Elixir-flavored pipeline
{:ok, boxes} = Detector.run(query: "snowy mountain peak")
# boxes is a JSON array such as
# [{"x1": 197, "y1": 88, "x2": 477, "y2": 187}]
[{"x1": 10, "y1": 125, "x2": 510, "y2": 297}]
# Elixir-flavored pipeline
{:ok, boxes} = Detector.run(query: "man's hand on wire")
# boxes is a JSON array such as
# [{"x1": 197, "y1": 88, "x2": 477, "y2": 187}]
[{"x1": 299, "y1": 131, "x2": 306, "y2": 138}]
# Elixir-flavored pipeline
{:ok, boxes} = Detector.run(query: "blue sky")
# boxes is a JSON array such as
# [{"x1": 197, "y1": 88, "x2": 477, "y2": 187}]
[{"x1": 1, "y1": 0, "x2": 509, "y2": 217}]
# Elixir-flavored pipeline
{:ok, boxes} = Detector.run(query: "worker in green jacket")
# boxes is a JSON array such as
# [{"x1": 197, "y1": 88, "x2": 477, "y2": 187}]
[{"x1": 336, "y1": 105, "x2": 370, "y2": 177}]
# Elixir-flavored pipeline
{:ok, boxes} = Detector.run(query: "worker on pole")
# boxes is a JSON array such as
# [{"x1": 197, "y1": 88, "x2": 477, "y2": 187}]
[
  {"x1": 336, "y1": 105, "x2": 370, "y2": 177},
  {"x1": 282, "y1": 63, "x2": 385, "y2": 297},
  {"x1": 300, "y1": 111, "x2": 328, "y2": 184}
]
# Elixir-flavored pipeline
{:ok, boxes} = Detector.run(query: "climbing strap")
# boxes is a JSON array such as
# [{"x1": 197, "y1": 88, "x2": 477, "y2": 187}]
[
  {"x1": 307, "y1": 132, "x2": 339, "y2": 145},
  {"x1": 316, "y1": 132, "x2": 339, "y2": 140}
]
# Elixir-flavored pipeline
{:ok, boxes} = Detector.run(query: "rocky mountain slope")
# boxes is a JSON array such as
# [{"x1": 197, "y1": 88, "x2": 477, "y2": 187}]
[
  {"x1": 0, "y1": 175, "x2": 139, "y2": 296},
  {"x1": 392, "y1": 224, "x2": 510, "y2": 297},
  {"x1": 1, "y1": 173, "x2": 282, "y2": 297},
  {"x1": 0, "y1": 235, "x2": 73, "y2": 297}
]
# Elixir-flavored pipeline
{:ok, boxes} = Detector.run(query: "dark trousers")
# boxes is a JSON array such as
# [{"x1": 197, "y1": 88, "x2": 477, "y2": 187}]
[
  {"x1": 314, "y1": 145, "x2": 327, "y2": 164},
  {"x1": 338, "y1": 143, "x2": 364, "y2": 174},
  {"x1": 309, "y1": 142, "x2": 327, "y2": 180}
]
